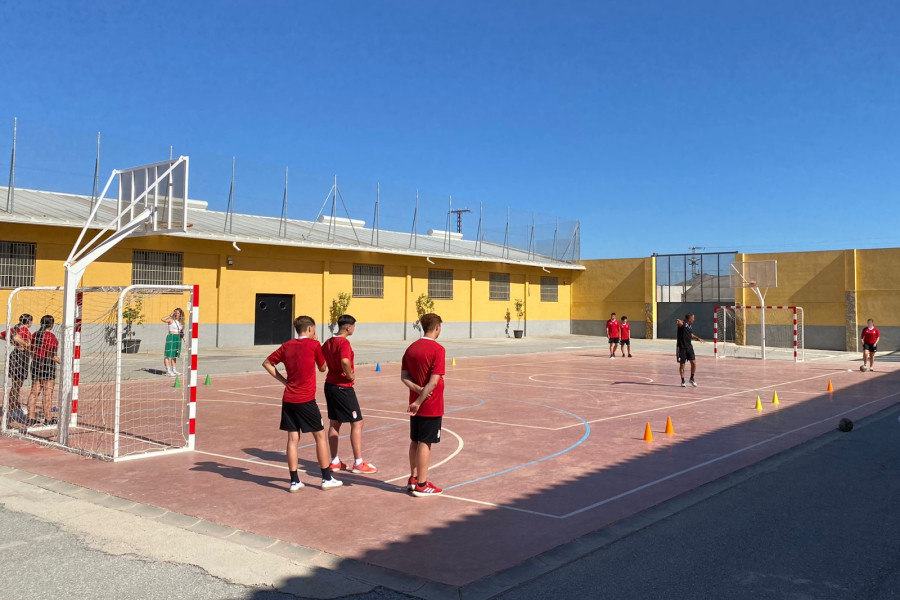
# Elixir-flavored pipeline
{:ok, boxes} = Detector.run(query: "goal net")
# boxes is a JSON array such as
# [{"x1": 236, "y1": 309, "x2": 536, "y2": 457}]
[
  {"x1": 2, "y1": 285, "x2": 198, "y2": 461},
  {"x1": 714, "y1": 305, "x2": 804, "y2": 362}
]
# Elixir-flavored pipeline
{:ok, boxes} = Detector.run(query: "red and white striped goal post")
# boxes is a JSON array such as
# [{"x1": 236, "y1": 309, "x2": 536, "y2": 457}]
[{"x1": 713, "y1": 305, "x2": 799, "y2": 361}]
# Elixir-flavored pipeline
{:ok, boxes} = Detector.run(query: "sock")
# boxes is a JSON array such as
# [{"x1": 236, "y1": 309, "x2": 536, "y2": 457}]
[
  {"x1": 330, "y1": 456, "x2": 341, "y2": 466},
  {"x1": 289, "y1": 470, "x2": 299, "y2": 484},
  {"x1": 354, "y1": 458, "x2": 363, "y2": 466},
  {"x1": 690, "y1": 376, "x2": 695, "y2": 381},
  {"x1": 321, "y1": 466, "x2": 333, "y2": 481},
  {"x1": 681, "y1": 377, "x2": 685, "y2": 383}
]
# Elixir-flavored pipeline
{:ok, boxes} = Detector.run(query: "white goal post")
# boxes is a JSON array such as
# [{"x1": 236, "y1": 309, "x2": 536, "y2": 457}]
[{"x1": 714, "y1": 305, "x2": 804, "y2": 362}]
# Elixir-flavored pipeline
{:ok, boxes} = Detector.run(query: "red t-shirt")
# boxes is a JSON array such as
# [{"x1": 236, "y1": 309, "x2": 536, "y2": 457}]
[
  {"x1": 266, "y1": 338, "x2": 325, "y2": 403},
  {"x1": 32, "y1": 330, "x2": 58, "y2": 360},
  {"x1": 607, "y1": 319, "x2": 620, "y2": 338},
  {"x1": 401, "y1": 338, "x2": 446, "y2": 418},
  {"x1": 620, "y1": 322, "x2": 631, "y2": 340},
  {"x1": 322, "y1": 336, "x2": 354, "y2": 387},
  {"x1": 861, "y1": 327, "x2": 880, "y2": 345},
  {"x1": 5, "y1": 326, "x2": 32, "y2": 350}
]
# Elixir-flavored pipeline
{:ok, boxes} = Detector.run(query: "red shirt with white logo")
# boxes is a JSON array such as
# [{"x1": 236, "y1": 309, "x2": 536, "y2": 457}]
[
  {"x1": 401, "y1": 338, "x2": 446, "y2": 418},
  {"x1": 32, "y1": 330, "x2": 58, "y2": 360},
  {"x1": 322, "y1": 336, "x2": 354, "y2": 387},
  {"x1": 861, "y1": 327, "x2": 880, "y2": 345},
  {"x1": 620, "y1": 322, "x2": 631, "y2": 340},
  {"x1": 607, "y1": 319, "x2": 620, "y2": 338},
  {"x1": 266, "y1": 338, "x2": 325, "y2": 403}
]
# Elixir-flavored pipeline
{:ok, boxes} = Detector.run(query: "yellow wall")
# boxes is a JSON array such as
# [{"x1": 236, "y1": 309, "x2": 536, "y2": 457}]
[
  {"x1": 857, "y1": 248, "x2": 900, "y2": 326},
  {"x1": 0, "y1": 222, "x2": 575, "y2": 344},
  {"x1": 572, "y1": 257, "x2": 653, "y2": 337}
]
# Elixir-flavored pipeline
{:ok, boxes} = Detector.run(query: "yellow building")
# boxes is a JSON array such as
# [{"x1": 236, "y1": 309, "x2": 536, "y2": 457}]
[{"x1": 0, "y1": 187, "x2": 582, "y2": 347}]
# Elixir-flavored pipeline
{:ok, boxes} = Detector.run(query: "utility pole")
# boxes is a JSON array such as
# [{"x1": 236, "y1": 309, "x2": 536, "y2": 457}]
[
  {"x1": 688, "y1": 246, "x2": 704, "y2": 279},
  {"x1": 449, "y1": 208, "x2": 472, "y2": 234}
]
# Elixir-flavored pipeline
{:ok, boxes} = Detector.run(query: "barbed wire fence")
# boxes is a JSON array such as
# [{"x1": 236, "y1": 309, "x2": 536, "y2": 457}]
[{"x1": 1, "y1": 118, "x2": 579, "y2": 264}]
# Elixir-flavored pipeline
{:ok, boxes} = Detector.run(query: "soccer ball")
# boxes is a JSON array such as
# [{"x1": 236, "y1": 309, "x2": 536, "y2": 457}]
[{"x1": 860, "y1": 364, "x2": 869, "y2": 372}]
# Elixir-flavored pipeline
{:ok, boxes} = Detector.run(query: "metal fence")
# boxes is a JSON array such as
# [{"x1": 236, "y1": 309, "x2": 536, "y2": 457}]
[{"x1": 1, "y1": 118, "x2": 580, "y2": 265}]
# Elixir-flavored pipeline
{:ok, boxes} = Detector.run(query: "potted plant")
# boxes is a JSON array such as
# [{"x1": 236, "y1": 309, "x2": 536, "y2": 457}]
[
  {"x1": 328, "y1": 292, "x2": 352, "y2": 335},
  {"x1": 414, "y1": 293, "x2": 435, "y2": 333},
  {"x1": 121, "y1": 294, "x2": 145, "y2": 354},
  {"x1": 513, "y1": 299, "x2": 525, "y2": 338},
  {"x1": 505, "y1": 308, "x2": 512, "y2": 337}
]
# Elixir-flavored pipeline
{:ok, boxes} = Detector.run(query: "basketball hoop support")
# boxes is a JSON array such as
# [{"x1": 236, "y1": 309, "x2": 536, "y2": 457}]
[
  {"x1": 730, "y1": 260, "x2": 776, "y2": 361},
  {"x1": 57, "y1": 157, "x2": 188, "y2": 445}
]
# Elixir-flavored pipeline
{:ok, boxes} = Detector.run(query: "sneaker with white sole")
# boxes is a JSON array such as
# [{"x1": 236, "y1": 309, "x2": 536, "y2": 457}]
[
  {"x1": 412, "y1": 481, "x2": 443, "y2": 497},
  {"x1": 690, "y1": 379, "x2": 698, "y2": 387},
  {"x1": 407, "y1": 476, "x2": 418, "y2": 491},
  {"x1": 289, "y1": 481, "x2": 304, "y2": 493},
  {"x1": 321, "y1": 477, "x2": 343, "y2": 491},
  {"x1": 680, "y1": 381, "x2": 686, "y2": 387},
  {"x1": 351, "y1": 461, "x2": 377, "y2": 474}
]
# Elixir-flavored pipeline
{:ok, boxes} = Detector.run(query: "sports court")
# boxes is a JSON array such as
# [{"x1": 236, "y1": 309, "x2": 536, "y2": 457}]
[{"x1": 1, "y1": 343, "x2": 896, "y2": 588}]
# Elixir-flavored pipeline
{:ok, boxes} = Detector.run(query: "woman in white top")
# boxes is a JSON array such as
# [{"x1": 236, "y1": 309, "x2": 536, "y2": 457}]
[{"x1": 162, "y1": 308, "x2": 185, "y2": 377}]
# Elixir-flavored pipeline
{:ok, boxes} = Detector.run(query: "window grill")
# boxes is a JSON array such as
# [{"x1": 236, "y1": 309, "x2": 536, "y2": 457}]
[
  {"x1": 540, "y1": 276, "x2": 558, "y2": 302},
  {"x1": 353, "y1": 264, "x2": 384, "y2": 298},
  {"x1": 0, "y1": 242, "x2": 36, "y2": 288},
  {"x1": 132, "y1": 250, "x2": 184, "y2": 286},
  {"x1": 489, "y1": 273, "x2": 510, "y2": 301},
  {"x1": 428, "y1": 269, "x2": 453, "y2": 300}
]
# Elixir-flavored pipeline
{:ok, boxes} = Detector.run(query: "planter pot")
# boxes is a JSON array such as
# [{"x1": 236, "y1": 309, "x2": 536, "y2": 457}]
[
  {"x1": 122, "y1": 339, "x2": 142, "y2": 354},
  {"x1": 513, "y1": 330, "x2": 524, "y2": 339}
]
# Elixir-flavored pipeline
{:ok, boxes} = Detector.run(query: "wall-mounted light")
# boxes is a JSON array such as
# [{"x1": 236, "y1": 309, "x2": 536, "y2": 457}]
[{"x1": 226, "y1": 256, "x2": 234, "y2": 266}]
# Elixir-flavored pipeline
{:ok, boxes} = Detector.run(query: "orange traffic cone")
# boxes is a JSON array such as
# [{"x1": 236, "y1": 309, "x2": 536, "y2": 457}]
[
  {"x1": 664, "y1": 416, "x2": 675, "y2": 435},
  {"x1": 827, "y1": 380, "x2": 834, "y2": 392},
  {"x1": 643, "y1": 422, "x2": 654, "y2": 442}
]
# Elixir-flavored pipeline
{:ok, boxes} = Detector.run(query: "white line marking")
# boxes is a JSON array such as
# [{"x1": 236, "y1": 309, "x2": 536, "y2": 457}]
[{"x1": 384, "y1": 427, "x2": 465, "y2": 483}]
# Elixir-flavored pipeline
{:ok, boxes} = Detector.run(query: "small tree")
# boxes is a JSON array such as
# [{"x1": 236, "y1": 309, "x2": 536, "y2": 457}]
[
  {"x1": 505, "y1": 308, "x2": 512, "y2": 337},
  {"x1": 121, "y1": 294, "x2": 145, "y2": 340},
  {"x1": 329, "y1": 292, "x2": 352, "y2": 333},
  {"x1": 514, "y1": 298, "x2": 525, "y2": 330},
  {"x1": 414, "y1": 293, "x2": 435, "y2": 332}
]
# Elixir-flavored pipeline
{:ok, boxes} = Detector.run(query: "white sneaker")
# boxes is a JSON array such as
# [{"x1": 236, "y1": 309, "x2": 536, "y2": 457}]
[
  {"x1": 289, "y1": 481, "x2": 304, "y2": 493},
  {"x1": 321, "y1": 477, "x2": 343, "y2": 491},
  {"x1": 690, "y1": 379, "x2": 698, "y2": 387},
  {"x1": 680, "y1": 381, "x2": 686, "y2": 387},
  {"x1": 609, "y1": 355, "x2": 615, "y2": 359}
]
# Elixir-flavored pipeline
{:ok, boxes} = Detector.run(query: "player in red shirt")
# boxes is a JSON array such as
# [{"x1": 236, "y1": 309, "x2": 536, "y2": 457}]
[
  {"x1": 4, "y1": 313, "x2": 33, "y2": 423},
  {"x1": 263, "y1": 315, "x2": 342, "y2": 492},
  {"x1": 619, "y1": 315, "x2": 633, "y2": 357},
  {"x1": 860, "y1": 318, "x2": 880, "y2": 371},
  {"x1": 27, "y1": 315, "x2": 61, "y2": 427},
  {"x1": 606, "y1": 312, "x2": 620, "y2": 359},
  {"x1": 322, "y1": 314, "x2": 377, "y2": 475},
  {"x1": 401, "y1": 313, "x2": 446, "y2": 497}
]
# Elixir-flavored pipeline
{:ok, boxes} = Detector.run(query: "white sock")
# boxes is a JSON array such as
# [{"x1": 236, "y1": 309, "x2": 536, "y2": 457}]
[
  {"x1": 354, "y1": 458, "x2": 363, "y2": 466},
  {"x1": 331, "y1": 457, "x2": 341, "y2": 466}
]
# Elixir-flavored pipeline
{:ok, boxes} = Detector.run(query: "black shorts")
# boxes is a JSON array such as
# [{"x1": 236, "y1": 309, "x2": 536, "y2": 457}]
[
  {"x1": 8, "y1": 350, "x2": 29, "y2": 381},
  {"x1": 608, "y1": 337, "x2": 620, "y2": 344},
  {"x1": 620, "y1": 339, "x2": 631, "y2": 347},
  {"x1": 31, "y1": 358, "x2": 57, "y2": 382},
  {"x1": 677, "y1": 347, "x2": 696, "y2": 364},
  {"x1": 410, "y1": 415, "x2": 442, "y2": 444},
  {"x1": 280, "y1": 400, "x2": 324, "y2": 433},
  {"x1": 324, "y1": 383, "x2": 363, "y2": 423},
  {"x1": 863, "y1": 343, "x2": 877, "y2": 353}
]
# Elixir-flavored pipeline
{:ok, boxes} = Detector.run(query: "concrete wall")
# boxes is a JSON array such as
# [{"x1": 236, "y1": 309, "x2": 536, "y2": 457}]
[
  {"x1": 572, "y1": 257, "x2": 654, "y2": 339},
  {"x1": 0, "y1": 223, "x2": 577, "y2": 348}
]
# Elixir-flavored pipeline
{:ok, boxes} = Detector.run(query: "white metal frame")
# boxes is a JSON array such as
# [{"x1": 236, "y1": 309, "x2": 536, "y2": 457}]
[
  {"x1": 729, "y1": 260, "x2": 777, "y2": 359},
  {"x1": 714, "y1": 305, "x2": 803, "y2": 362}
]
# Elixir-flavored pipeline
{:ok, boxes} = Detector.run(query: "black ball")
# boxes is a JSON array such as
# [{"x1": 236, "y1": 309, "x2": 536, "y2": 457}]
[{"x1": 838, "y1": 418, "x2": 853, "y2": 432}]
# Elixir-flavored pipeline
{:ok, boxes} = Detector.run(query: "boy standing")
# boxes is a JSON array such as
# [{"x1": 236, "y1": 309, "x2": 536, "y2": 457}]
[
  {"x1": 860, "y1": 318, "x2": 880, "y2": 371},
  {"x1": 619, "y1": 315, "x2": 633, "y2": 357},
  {"x1": 606, "y1": 312, "x2": 620, "y2": 359},
  {"x1": 401, "y1": 313, "x2": 445, "y2": 497},
  {"x1": 675, "y1": 313, "x2": 704, "y2": 387},
  {"x1": 322, "y1": 314, "x2": 377, "y2": 474},
  {"x1": 263, "y1": 315, "x2": 343, "y2": 493}
]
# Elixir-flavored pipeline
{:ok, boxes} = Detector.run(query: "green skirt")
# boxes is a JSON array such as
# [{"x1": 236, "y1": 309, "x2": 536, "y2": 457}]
[{"x1": 164, "y1": 333, "x2": 182, "y2": 359}]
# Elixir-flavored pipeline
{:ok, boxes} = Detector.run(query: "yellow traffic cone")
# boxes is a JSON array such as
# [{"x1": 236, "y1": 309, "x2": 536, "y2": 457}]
[
  {"x1": 754, "y1": 396, "x2": 762, "y2": 411},
  {"x1": 452, "y1": 357, "x2": 456, "y2": 366},
  {"x1": 772, "y1": 391, "x2": 780, "y2": 405}
]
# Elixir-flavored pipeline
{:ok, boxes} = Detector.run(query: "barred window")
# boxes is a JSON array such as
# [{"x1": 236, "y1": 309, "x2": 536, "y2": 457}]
[
  {"x1": 489, "y1": 273, "x2": 510, "y2": 301},
  {"x1": 132, "y1": 250, "x2": 183, "y2": 285},
  {"x1": 0, "y1": 242, "x2": 36, "y2": 288},
  {"x1": 540, "y1": 276, "x2": 559, "y2": 302},
  {"x1": 428, "y1": 269, "x2": 453, "y2": 300},
  {"x1": 353, "y1": 264, "x2": 384, "y2": 298}
]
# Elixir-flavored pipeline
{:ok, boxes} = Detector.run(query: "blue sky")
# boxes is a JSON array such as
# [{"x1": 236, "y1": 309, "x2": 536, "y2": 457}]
[{"x1": 2, "y1": 1, "x2": 900, "y2": 259}]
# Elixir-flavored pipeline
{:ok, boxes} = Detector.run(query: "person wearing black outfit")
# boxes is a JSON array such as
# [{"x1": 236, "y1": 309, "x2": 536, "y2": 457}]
[{"x1": 675, "y1": 313, "x2": 704, "y2": 387}]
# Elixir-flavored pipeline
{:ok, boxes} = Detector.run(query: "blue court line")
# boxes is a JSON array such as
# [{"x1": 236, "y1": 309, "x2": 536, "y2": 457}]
[
  {"x1": 293, "y1": 394, "x2": 485, "y2": 451},
  {"x1": 443, "y1": 377, "x2": 591, "y2": 491}
]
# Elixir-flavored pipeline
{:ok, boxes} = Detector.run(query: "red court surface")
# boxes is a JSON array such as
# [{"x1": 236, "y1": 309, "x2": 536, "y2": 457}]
[{"x1": 2, "y1": 350, "x2": 899, "y2": 587}]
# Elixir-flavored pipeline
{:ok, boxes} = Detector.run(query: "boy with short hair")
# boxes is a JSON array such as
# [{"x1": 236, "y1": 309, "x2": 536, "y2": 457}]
[
  {"x1": 263, "y1": 315, "x2": 343, "y2": 493},
  {"x1": 675, "y1": 313, "x2": 704, "y2": 387},
  {"x1": 606, "y1": 312, "x2": 620, "y2": 359},
  {"x1": 619, "y1": 315, "x2": 633, "y2": 357},
  {"x1": 401, "y1": 313, "x2": 445, "y2": 497},
  {"x1": 322, "y1": 314, "x2": 377, "y2": 474},
  {"x1": 860, "y1": 318, "x2": 880, "y2": 371}
]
